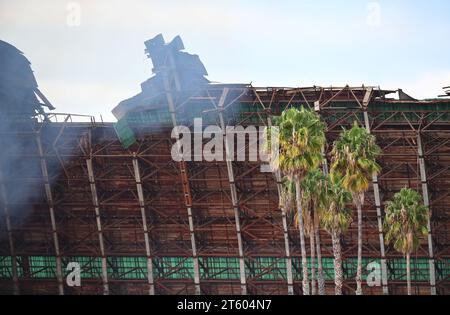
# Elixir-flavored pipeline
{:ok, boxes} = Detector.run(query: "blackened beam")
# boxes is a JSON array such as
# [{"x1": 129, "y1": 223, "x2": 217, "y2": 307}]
[
  {"x1": 36, "y1": 134, "x2": 64, "y2": 295},
  {"x1": 86, "y1": 158, "x2": 110, "y2": 295},
  {"x1": 132, "y1": 155, "x2": 156, "y2": 295}
]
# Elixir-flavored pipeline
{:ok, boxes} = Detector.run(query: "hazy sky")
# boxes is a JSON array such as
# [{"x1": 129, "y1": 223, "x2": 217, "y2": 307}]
[{"x1": 1, "y1": 0, "x2": 450, "y2": 121}]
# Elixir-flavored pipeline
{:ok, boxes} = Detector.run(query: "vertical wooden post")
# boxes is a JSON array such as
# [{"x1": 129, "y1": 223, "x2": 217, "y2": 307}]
[
  {"x1": 132, "y1": 155, "x2": 155, "y2": 295},
  {"x1": 0, "y1": 168, "x2": 20, "y2": 295},
  {"x1": 217, "y1": 87, "x2": 248, "y2": 295},
  {"x1": 417, "y1": 134, "x2": 437, "y2": 295},
  {"x1": 86, "y1": 158, "x2": 109, "y2": 295},
  {"x1": 363, "y1": 110, "x2": 389, "y2": 295},
  {"x1": 162, "y1": 63, "x2": 201, "y2": 295},
  {"x1": 36, "y1": 135, "x2": 64, "y2": 295}
]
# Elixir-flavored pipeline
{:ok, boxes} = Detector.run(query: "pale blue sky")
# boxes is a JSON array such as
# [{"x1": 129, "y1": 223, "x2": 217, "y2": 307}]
[{"x1": 1, "y1": 0, "x2": 449, "y2": 121}]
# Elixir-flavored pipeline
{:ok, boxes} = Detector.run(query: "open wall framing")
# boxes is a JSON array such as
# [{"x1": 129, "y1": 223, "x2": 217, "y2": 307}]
[{"x1": 0, "y1": 86, "x2": 449, "y2": 295}]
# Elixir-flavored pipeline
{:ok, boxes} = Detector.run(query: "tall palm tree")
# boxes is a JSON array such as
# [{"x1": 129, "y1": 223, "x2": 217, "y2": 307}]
[
  {"x1": 299, "y1": 199, "x2": 316, "y2": 295},
  {"x1": 330, "y1": 121, "x2": 381, "y2": 295},
  {"x1": 384, "y1": 188, "x2": 429, "y2": 295},
  {"x1": 300, "y1": 169, "x2": 327, "y2": 295},
  {"x1": 320, "y1": 174, "x2": 353, "y2": 295},
  {"x1": 271, "y1": 107, "x2": 326, "y2": 295},
  {"x1": 280, "y1": 179, "x2": 296, "y2": 221}
]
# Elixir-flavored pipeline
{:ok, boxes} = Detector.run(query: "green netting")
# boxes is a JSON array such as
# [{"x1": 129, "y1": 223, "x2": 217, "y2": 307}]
[
  {"x1": 0, "y1": 256, "x2": 16, "y2": 278},
  {"x1": 1, "y1": 256, "x2": 449, "y2": 282},
  {"x1": 125, "y1": 108, "x2": 171, "y2": 125},
  {"x1": 232, "y1": 103, "x2": 267, "y2": 125},
  {"x1": 179, "y1": 103, "x2": 218, "y2": 125},
  {"x1": 388, "y1": 258, "x2": 429, "y2": 281},
  {"x1": 246, "y1": 257, "x2": 287, "y2": 280},
  {"x1": 107, "y1": 256, "x2": 147, "y2": 280},
  {"x1": 437, "y1": 260, "x2": 450, "y2": 281},
  {"x1": 317, "y1": 258, "x2": 336, "y2": 280},
  {"x1": 153, "y1": 257, "x2": 194, "y2": 279},
  {"x1": 371, "y1": 101, "x2": 450, "y2": 113},
  {"x1": 200, "y1": 257, "x2": 240, "y2": 280},
  {"x1": 14, "y1": 256, "x2": 24, "y2": 278},
  {"x1": 123, "y1": 103, "x2": 220, "y2": 127},
  {"x1": 117, "y1": 99, "x2": 450, "y2": 136},
  {"x1": 121, "y1": 101, "x2": 271, "y2": 129},
  {"x1": 64, "y1": 256, "x2": 102, "y2": 279},
  {"x1": 114, "y1": 119, "x2": 136, "y2": 149},
  {"x1": 29, "y1": 256, "x2": 56, "y2": 278},
  {"x1": 292, "y1": 257, "x2": 336, "y2": 281},
  {"x1": 343, "y1": 258, "x2": 381, "y2": 280},
  {"x1": 369, "y1": 102, "x2": 450, "y2": 123},
  {"x1": 0, "y1": 256, "x2": 12, "y2": 278}
]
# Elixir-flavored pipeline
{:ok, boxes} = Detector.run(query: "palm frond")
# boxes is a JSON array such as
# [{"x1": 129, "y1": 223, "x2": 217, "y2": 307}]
[
  {"x1": 330, "y1": 122, "x2": 381, "y2": 201},
  {"x1": 384, "y1": 188, "x2": 429, "y2": 255}
]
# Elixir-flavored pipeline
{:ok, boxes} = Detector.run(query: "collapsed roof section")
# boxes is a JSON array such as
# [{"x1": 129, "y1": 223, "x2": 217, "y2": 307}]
[
  {"x1": 0, "y1": 40, "x2": 54, "y2": 120},
  {"x1": 113, "y1": 35, "x2": 450, "y2": 149},
  {"x1": 112, "y1": 34, "x2": 416, "y2": 123},
  {"x1": 112, "y1": 34, "x2": 210, "y2": 120}
]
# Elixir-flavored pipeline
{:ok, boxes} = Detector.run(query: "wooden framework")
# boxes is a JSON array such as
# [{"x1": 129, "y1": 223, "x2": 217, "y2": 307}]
[
  {"x1": 0, "y1": 85, "x2": 449, "y2": 295},
  {"x1": 216, "y1": 87, "x2": 248, "y2": 295},
  {"x1": 132, "y1": 155, "x2": 155, "y2": 295},
  {"x1": 363, "y1": 110, "x2": 389, "y2": 294},
  {"x1": 0, "y1": 169, "x2": 19, "y2": 295},
  {"x1": 36, "y1": 134, "x2": 64, "y2": 295}
]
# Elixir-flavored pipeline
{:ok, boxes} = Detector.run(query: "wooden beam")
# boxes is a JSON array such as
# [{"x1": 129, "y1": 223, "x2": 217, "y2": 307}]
[
  {"x1": 86, "y1": 158, "x2": 109, "y2": 295},
  {"x1": 255, "y1": 86, "x2": 294, "y2": 294},
  {"x1": 217, "y1": 87, "x2": 248, "y2": 295},
  {"x1": 132, "y1": 155, "x2": 155, "y2": 295},
  {"x1": 274, "y1": 169, "x2": 294, "y2": 295},
  {"x1": 0, "y1": 168, "x2": 19, "y2": 295},
  {"x1": 36, "y1": 135, "x2": 64, "y2": 295},
  {"x1": 34, "y1": 87, "x2": 55, "y2": 110},
  {"x1": 417, "y1": 134, "x2": 437, "y2": 295},
  {"x1": 363, "y1": 110, "x2": 389, "y2": 295},
  {"x1": 163, "y1": 55, "x2": 201, "y2": 294}
]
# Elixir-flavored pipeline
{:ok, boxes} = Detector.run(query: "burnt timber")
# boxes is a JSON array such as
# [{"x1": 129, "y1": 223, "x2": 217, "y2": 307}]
[{"x1": 0, "y1": 85, "x2": 449, "y2": 295}]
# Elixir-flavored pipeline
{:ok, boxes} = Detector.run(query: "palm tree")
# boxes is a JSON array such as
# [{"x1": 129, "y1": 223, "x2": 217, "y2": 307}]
[
  {"x1": 384, "y1": 188, "x2": 429, "y2": 295},
  {"x1": 320, "y1": 174, "x2": 353, "y2": 295},
  {"x1": 271, "y1": 107, "x2": 326, "y2": 295},
  {"x1": 300, "y1": 169, "x2": 327, "y2": 295},
  {"x1": 280, "y1": 179, "x2": 296, "y2": 220},
  {"x1": 330, "y1": 121, "x2": 381, "y2": 295},
  {"x1": 300, "y1": 198, "x2": 317, "y2": 295}
]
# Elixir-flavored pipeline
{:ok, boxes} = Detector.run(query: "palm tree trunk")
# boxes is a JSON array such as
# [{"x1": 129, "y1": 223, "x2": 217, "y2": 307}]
[
  {"x1": 355, "y1": 200, "x2": 363, "y2": 295},
  {"x1": 331, "y1": 230, "x2": 343, "y2": 295},
  {"x1": 406, "y1": 253, "x2": 411, "y2": 295},
  {"x1": 295, "y1": 180, "x2": 310, "y2": 295},
  {"x1": 315, "y1": 225, "x2": 326, "y2": 295},
  {"x1": 310, "y1": 229, "x2": 316, "y2": 295}
]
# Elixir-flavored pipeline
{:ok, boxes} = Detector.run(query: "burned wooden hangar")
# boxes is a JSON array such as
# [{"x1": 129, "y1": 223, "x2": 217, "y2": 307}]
[{"x1": 0, "y1": 36, "x2": 449, "y2": 295}]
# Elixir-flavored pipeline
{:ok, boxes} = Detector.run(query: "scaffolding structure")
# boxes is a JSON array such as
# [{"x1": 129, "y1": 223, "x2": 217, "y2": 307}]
[{"x1": 0, "y1": 85, "x2": 449, "y2": 295}]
